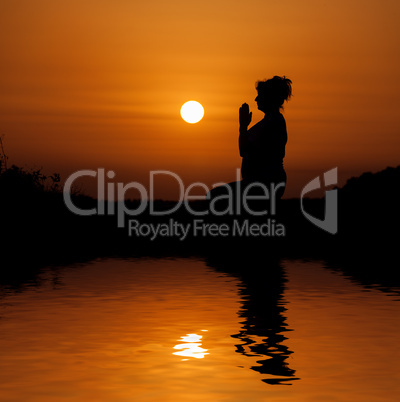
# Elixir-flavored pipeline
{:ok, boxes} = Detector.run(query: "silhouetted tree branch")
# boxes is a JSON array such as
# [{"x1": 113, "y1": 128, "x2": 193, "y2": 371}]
[{"x1": 0, "y1": 134, "x2": 9, "y2": 173}]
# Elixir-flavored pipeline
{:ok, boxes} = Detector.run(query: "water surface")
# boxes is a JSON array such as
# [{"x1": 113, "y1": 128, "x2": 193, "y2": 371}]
[{"x1": 0, "y1": 258, "x2": 399, "y2": 401}]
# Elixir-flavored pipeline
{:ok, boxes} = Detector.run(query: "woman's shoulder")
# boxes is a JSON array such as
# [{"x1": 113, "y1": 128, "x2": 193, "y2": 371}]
[
  {"x1": 267, "y1": 113, "x2": 287, "y2": 133},
  {"x1": 248, "y1": 113, "x2": 286, "y2": 134},
  {"x1": 267, "y1": 111, "x2": 285, "y2": 123}
]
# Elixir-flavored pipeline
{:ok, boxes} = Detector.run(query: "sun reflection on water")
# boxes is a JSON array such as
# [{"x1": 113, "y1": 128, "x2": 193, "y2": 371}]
[{"x1": 173, "y1": 332, "x2": 209, "y2": 360}]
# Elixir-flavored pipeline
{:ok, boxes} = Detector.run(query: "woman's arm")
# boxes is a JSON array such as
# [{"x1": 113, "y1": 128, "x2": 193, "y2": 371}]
[{"x1": 239, "y1": 103, "x2": 252, "y2": 157}]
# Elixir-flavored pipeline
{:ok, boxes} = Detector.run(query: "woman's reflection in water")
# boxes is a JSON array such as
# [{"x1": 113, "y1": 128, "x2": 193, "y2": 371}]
[{"x1": 206, "y1": 250, "x2": 299, "y2": 385}]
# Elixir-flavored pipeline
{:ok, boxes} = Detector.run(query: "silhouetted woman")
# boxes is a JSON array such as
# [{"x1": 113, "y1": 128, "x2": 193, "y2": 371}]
[{"x1": 239, "y1": 76, "x2": 292, "y2": 199}]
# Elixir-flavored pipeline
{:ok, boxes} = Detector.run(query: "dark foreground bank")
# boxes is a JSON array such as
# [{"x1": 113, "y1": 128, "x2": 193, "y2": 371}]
[{"x1": 0, "y1": 165, "x2": 399, "y2": 286}]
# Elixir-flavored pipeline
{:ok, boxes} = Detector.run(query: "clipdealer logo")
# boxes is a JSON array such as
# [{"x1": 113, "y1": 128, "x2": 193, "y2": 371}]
[
  {"x1": 300, "y1": 168, "x2": 338, "y2": 234},
  {"x1": 63, "y1": 168, "x2": 338, "y2": 238}
]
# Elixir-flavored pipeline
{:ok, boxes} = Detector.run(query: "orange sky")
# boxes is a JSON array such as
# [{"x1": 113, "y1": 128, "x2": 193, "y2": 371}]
[{"x1": 1, "y1": 0, "x2": 399, "y2": 199}]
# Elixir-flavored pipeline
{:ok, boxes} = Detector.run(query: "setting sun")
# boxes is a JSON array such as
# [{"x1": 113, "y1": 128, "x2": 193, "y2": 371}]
[{"x1": 180, "y1": 101, "x2": 204, "y2": 124}]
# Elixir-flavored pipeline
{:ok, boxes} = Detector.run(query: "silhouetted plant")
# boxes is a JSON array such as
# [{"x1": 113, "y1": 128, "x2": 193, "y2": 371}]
[
  {"x1": 49, "y1": 173, "x2": 61, "y2": 192},
  {"x1": 0, "y1": 165, "x2": 63, "y2": 197},
  {"x1": 0, "y1": 136, "x2": 61, "y2": 195},
  {"x1": 0, "y1": 135, "x2": 8, "y2": 173}
]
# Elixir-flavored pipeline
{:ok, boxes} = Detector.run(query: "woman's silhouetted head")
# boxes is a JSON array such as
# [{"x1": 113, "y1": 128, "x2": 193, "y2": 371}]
[{"x1": 255, "y1": 76, "x2": 292, "y2": 113}]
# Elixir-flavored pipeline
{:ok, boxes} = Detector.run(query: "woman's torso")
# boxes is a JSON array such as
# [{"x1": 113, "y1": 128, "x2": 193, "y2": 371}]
[{"x1": 241, "y1": 112, "x2": 287, "y2": 183}]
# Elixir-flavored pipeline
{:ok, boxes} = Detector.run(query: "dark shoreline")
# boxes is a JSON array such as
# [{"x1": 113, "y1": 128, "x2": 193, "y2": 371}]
[{"x1": 0, "y1": 165, "x2": 399, "y2": 290}]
